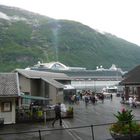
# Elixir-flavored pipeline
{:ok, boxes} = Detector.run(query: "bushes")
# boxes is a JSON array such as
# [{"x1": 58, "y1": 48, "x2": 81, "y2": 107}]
[{"x1": 66, "y1": 106, "x2": 73, "y2": 117}]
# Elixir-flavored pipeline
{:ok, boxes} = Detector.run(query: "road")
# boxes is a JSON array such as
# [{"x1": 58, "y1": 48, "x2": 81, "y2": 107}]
[{"x1": 1, "y1": 96, "x2": 140, "y2": 140}]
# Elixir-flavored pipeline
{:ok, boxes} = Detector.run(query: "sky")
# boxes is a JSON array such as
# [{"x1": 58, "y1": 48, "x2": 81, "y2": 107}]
[{"x1": 0, "y1": 0, "x2": 140, "y2": 45}]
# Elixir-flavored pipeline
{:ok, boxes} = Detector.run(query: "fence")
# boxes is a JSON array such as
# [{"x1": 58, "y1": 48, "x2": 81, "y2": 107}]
[{"x1": 0, "y1": 120, "x2": 140, "y2": 140}]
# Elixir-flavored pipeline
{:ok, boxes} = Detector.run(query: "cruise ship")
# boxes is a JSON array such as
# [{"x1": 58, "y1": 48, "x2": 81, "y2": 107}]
[{"x1": 29, "y1": 61, "x2": 125, "y2": 93}]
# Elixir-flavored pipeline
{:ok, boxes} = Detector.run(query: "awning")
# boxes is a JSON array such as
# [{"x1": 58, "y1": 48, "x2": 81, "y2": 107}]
[
  {"x1": 64, "y1": 85, "x2": 75, "y2": 90},
  {"x1": 20, "y1": 94, "x2": 52, "y2": 101}
]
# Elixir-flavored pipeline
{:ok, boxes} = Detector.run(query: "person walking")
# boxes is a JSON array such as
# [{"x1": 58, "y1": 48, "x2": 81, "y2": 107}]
[
  {"x1": 129, "y1": 96, "x2": 133, "y2": 108},
  {"x1": 100, "y1": 94, "x2": 104, "y2": 103},
  {"x1": 110, "y1": 94, "x2": 113, "y2": 101},
  {"x1": 133, "y1": 96, "x2": 137, "y2": 108},
  {"x1": 121, "y1": 94, "x2": 125, "y2": 102},
  {"x1": 52, "y1": 103, "x2": 62, "y2": 127},
  {"x1": 84, "y1": 94, "x2": 89, "y2": 107}
]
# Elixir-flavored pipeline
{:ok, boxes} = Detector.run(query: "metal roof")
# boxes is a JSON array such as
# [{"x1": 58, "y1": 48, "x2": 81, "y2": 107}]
[
  {"x1": 15, "y1": 69, "x2": 69, "y2": 89},
  {"x1": 15, "y1": 69, "x2": 70, "y2": 80},
  {"x1": 20, "y1": 94, "x2": 52, "y2": 101},
  {"x1": 42, "y1": 78, "x2": 64, "y2": 89}
]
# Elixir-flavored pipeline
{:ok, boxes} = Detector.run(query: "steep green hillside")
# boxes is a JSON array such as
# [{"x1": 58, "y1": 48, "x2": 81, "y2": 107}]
[{"x1": 0, "y1": 5, "x2": 140, "y2": 72}]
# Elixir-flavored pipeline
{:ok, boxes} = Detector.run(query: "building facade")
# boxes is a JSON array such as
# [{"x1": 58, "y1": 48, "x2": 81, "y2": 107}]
[
  {"x1": 15, "y1": 69, "x2": 71, "y2": 105},
  {"x1": 0, "y1": 73, "x2": 20, "y2": 124},
  {"x1": 120, "y1": 65, "x2": 140, "y2": 101}
]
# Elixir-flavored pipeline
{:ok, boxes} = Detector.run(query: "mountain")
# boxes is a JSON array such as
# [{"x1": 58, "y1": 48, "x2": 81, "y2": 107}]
[{"x1": 0, "y1": 5, "x2": 140, "y2": 72}]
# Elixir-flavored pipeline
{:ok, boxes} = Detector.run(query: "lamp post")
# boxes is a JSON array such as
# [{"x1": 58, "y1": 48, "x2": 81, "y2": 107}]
[{"x1": 94, "y1": 78, "x2": 96, "y2": 93}]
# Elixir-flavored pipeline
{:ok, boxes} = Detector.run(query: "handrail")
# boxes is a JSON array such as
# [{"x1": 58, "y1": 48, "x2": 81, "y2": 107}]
[{"x1": 0, "y1": 120, "x2": 140, "y2": 140}]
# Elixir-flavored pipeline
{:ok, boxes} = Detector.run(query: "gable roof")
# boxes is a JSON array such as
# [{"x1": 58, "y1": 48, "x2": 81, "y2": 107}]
[
  {"x1": 0, "y1": 73, "x2": 19, "y2": 97},
  {"x1": 15, "y1": 69, "x2": 70, "y2": 89},
  {"x1": 15, "y1": 69, "x2": 71, "y2": 80},
  {"x1": 42, "y1": 78, "x2": 64, "y2": 89},
  {"x1": 120, "y1": 65, "x2": 140, "y2": 85}
]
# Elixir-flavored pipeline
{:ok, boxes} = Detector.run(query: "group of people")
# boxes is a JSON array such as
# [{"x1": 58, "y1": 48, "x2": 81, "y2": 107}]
[
  {"x1": 52, "y1": 93, "x2": 139, "y2": 127},
  {"x1": 129, "y1": 96, "x2": 137, "y2": 108},
  {"x1": 83, "y1": 93, "x2": 105, "y2": 105},
  {"x1": 66, "y1": 90, "x2": 114, "y2": 107},
  {"x1": 52, "y1": 90, "x2": 114, "y2": 127}
]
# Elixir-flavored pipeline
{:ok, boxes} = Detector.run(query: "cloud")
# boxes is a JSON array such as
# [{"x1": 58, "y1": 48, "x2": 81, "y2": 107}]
[{"x1": 0, "y1": 12, "x2": 10, "y2": 20}]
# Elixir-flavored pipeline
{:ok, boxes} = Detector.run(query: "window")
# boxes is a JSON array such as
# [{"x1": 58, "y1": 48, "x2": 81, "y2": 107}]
[{"x1": 1, "y1": 102, "x2": 12, "y2": 112}]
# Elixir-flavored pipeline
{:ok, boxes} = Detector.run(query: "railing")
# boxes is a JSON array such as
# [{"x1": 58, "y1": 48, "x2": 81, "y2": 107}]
[{"x1": 0, "y1": 120, "x2": 140, "y2": 140}]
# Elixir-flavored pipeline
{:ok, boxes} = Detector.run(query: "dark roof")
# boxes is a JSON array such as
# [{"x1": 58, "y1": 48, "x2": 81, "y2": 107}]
[
  {"x1": 0, "y1": 73, "x2": 19, "y2": 97},
  {"x1": 15, "y1": 69, "x2": 69, "y2": 89},
  {"x1": 15, "y1": 69, "x2": 71, "y2": 80},
  {"x1": 120, "y1": 65, "x2": 140, "y2": 85},
  {"x1": 42, "y1": 78, "x2": 64, "y2": 89}
]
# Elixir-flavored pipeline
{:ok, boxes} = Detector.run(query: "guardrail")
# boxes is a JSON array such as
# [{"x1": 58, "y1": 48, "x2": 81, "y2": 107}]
[{"x1": 0, "y1": 120, "x2": 140, "y2": 140}]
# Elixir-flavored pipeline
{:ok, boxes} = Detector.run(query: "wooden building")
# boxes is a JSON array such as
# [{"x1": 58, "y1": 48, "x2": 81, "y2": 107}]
[
  {"x1": 15, "y1": 69, "x2": 71, "y2": 105},
  {"x1": 120, "y1": 65, "x2": 140, "y2": 101}
]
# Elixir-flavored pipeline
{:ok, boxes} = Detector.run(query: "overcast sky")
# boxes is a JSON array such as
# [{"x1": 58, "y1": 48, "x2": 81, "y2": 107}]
[{"x1": 0, "y1": 0, "x2": 140, "y2": 45}]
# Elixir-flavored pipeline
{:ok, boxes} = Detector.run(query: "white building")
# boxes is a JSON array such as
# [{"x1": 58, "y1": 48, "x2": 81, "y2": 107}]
[{"x1": 0, "y1": 73, "x2": 20, "y2": 124}]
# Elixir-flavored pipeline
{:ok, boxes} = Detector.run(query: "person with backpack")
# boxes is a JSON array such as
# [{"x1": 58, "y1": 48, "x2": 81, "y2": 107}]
[{"x1": 52, "y1": 103, "x2": 62, "y2": 127}]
